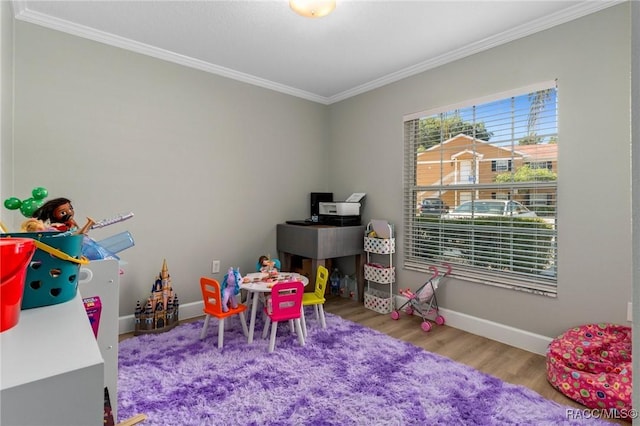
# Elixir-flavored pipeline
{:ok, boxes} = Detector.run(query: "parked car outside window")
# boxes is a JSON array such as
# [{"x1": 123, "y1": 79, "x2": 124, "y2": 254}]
[
  {"x1": 443, "y1": 200, "x2": 537, "y2": 219},
  {"x1": 420, "y1": 198, "x2": 449, "y2": 216}
]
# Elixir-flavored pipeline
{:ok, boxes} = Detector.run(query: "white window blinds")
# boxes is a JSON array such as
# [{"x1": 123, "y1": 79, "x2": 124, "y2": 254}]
[{"x1": 403, "y1": 82, "x2": 558, "y2": 296}]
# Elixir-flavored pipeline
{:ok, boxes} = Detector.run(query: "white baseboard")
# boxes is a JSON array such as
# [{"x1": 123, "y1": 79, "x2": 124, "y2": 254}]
[
  {"x1": 118, "y1": 300, "x2": 204, "y2": 335},
  {"x1": 393, "y1": 295, "x2": 553, "y2": 356},
  {"x1": 119, "y1": 297, "x2": 552, "y2": 356}
]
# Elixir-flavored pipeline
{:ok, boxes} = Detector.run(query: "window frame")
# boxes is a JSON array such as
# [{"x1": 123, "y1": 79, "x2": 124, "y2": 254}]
[
  {"x1": 526, "y1": 160, "x2": 553, "y2": 170},
  {"x1": 403, "y1": 81, "x2": 558, "y2": 296},
  {"x1": 491, "y1": 159, "x2": 512, "y2": 172}
]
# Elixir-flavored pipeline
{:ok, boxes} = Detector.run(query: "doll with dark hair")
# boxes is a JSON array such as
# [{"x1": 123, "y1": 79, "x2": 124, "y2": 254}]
[
  {"x1": 32, "y1": 197, "x2": 94, "y2": 233},
  {"x1": 256, "y1": 255, "x2": 281, "y2": 275}
]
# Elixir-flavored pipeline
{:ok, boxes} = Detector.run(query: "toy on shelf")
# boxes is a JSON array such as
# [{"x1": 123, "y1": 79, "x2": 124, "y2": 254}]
[
  {"x1": 221, "y1": 267, "x2": 242, "y2": 312},
  {"x1": 81, "y1": 216, "x2": 135, "y2": 262},
  {"x1": 3, "y1": 186, "x2": 49, "y2": 218},
  {"x1": 31, "y1": 197, "x2": 95, "y2": 234},
  {"x1": 83, "y1": 213, "x2": 135, "y2": 261},
  {"x1": 20, "y1": 218, "x2": 49, "y2": 232},
  {"x1": 83, "y1": 296, "x2": 102, "y2": 339},
  {"x1": 3, "y1": 188, "x2": 135, "y2": 262},
  {"x1": 134, "y1": 259, "x2": 179, "y2": 335},
  {"x1": 3, "y1": 189, "x2": 132, "y2": 236},
  {"x1": 4, "y1": 186, "x2": 75, "y2": 232},
  {"x1": 34, "y1": 202, "x2": 134, "y2": 261},
  {"x1": 91, "y1": 212, "x2": 135, "y2": 229}
]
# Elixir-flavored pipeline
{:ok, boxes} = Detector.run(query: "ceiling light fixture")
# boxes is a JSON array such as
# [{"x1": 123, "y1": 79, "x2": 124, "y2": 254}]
[{"x1": 289, "y1": 0, "x2": 336, "y2": 18}]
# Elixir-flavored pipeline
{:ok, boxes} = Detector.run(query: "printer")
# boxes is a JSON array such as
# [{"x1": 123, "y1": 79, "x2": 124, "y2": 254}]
[{"x1": 319, "y1": 193, "x2": 365, "y2": 226}]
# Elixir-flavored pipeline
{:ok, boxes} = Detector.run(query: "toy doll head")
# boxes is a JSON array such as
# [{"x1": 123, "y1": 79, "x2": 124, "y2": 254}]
[
  {"x1": 222, "y1": 267, "x2": 242, "y2": 293},
  {"x1": 32, "y1": 197, "x2": 78, "y2": 230},
  {"x1": 226, "y1": 267, "x2": 236, "y2": 282},
  {"x1": 20, "y1": 218, "x2": 47, "y2": 232}
]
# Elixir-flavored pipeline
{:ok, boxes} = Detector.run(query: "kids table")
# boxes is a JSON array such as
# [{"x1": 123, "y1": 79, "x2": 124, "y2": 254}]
[{"x1": 241, "y1": 272, "x2": 309, "y2": 343}]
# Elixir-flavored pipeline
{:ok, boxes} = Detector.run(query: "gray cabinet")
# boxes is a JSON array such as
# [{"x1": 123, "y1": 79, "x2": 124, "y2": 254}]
[{"x1": 277, "y1": 223, "x2": 365, "y2": 300}]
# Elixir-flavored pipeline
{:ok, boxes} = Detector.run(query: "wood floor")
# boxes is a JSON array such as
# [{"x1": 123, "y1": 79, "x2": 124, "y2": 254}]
[{"x1": 119, "y1": 295, "x2": 628, "y2": 424}]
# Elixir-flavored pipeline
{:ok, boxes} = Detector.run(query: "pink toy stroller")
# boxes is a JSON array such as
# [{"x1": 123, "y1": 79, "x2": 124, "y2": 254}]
[{"x1": 391, "y1": 264, "x2": 451, "y2": 332}]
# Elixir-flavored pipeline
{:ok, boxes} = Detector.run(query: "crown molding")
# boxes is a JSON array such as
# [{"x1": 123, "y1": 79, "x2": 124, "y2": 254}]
[
  {"x1": 12, "y1": 1, "x2": 330, "y2": 104},
  {"x1": 327, "y1": 0, "x2": 625, "y2": 104},
  {"x1": 13, "y1": 0, "x2": 624, "y2": 106}
]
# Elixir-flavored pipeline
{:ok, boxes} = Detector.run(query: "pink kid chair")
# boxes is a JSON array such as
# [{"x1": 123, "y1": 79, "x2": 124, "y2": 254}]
[
  {"x1": 199, "y1": 277, "x2": 248, "y2": 349},
  {"x1": 261, "y1": 281, "x2": 305, "y2": 353}
]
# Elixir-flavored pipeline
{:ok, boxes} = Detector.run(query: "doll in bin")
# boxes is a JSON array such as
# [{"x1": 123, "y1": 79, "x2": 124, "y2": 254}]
[{"x1": 31, "y1": 197, "x2": 94, "y2": 234}]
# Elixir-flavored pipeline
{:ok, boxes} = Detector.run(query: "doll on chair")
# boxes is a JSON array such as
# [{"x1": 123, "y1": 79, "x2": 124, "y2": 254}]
[
  {"x1": 257, "y1": 255, "x2": 281, "y2": 274},
  {"x1": 221, "y1": 267, "x2": 242, "y2": 312}
]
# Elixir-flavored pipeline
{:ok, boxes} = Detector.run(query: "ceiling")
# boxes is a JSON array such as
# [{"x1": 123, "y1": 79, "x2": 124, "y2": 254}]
[{"x1": 12, "y1": 1, "x2": 621, "y2": 105}]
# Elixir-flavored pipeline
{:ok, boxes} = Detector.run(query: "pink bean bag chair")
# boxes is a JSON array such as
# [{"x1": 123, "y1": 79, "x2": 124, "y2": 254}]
[{"x1": 546, "y1": 323, "x2": 632, "y2": 418}]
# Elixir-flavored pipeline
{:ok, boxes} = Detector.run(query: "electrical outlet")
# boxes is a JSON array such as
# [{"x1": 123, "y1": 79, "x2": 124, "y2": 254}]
[
  {"x1": 627, "y1": 302, "x2": 632, "y2": 322},
  {"x1": 212, "y1": 260, "x2": 220, "y2": 274}
]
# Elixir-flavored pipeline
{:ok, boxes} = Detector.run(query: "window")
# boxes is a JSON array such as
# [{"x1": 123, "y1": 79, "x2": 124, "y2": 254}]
[
  {"x1": 526, "y1": 161, "x2": 553, "y2": 170},
  {"x1": 403, "y1": 81, "x2": 558, "y2": 296},
  {"x1": 491, "y1": 159, "x2": 512, "y2": 172}
]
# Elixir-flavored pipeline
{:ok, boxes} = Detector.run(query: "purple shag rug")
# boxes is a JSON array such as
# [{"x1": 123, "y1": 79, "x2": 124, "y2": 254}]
[{"x1": 118, "y1": 311, "x2": 610, "y2": 425}]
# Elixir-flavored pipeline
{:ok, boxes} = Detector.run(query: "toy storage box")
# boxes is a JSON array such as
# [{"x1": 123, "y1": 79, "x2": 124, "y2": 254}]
[
  {"x1": 364, "y1": 289, "x2": 393, "y2": 314},
  {"x1": 1, "y1": 232, "x2": 84, "y2": 309},
  {"x1": 83, "y1": 296, "x2": 102, "y2": 339},
  {"x1": 364, "y1": 236, "x2": 395, "y2": 254},
  {"x1": 364, "y1": 263, "x2": 395, "y2": 283}
]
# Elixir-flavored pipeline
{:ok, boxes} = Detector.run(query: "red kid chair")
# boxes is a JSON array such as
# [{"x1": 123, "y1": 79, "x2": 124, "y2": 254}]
[
  {"x1": 261, "y1": 281, "x2": 305, "y2": 353},
  {"x1": 199, "y1": 276, "x2": 248, "y2": 349}
]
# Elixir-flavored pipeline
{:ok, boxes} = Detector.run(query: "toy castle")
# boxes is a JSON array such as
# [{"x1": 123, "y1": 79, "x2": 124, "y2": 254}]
[{"x1": 134, "y1": 259, "x2": 179, "y2": 335}]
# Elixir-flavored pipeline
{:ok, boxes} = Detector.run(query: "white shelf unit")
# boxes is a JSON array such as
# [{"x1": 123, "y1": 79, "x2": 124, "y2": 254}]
[
  {"x1": 78, "y1": 259, "x2": 120, "y2": 423},
  {"x1": 363, "y1": 221, "x2": 395, "y2": 314},
  {"x1": 0, "y1": 294, "x2": 104, "y2": 426},
  {"x1": 0, "y1": 259, "x2": 119, "y2": 426}
]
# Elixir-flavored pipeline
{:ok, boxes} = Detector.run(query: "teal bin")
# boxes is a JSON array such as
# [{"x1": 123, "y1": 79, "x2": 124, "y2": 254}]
[{"x1": 1, "y1": 232, "x2": 86, "y2": 309}]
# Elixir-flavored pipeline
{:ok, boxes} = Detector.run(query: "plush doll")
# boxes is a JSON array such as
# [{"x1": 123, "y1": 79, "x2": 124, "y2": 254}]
[{"x1": 221, "y1": 267, "x2": 242, "y2": 312}]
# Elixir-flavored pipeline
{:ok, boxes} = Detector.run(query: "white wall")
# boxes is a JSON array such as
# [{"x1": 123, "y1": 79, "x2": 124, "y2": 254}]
[
  {"x1": 329, "y1": 4, "x2": 632, "y2": 338},
  {"x1": 630, "y1": 0, "x2": 639, "y2": 415},
  {"x1": 8, "y1": 21, "x2": 330, "y2": 315},
  {"x1": 3, "y1": 4, "x2": 633, "y2": 342},
  {"x1": 1, "y1": 1, "x2": 14, "y2": 209}
]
